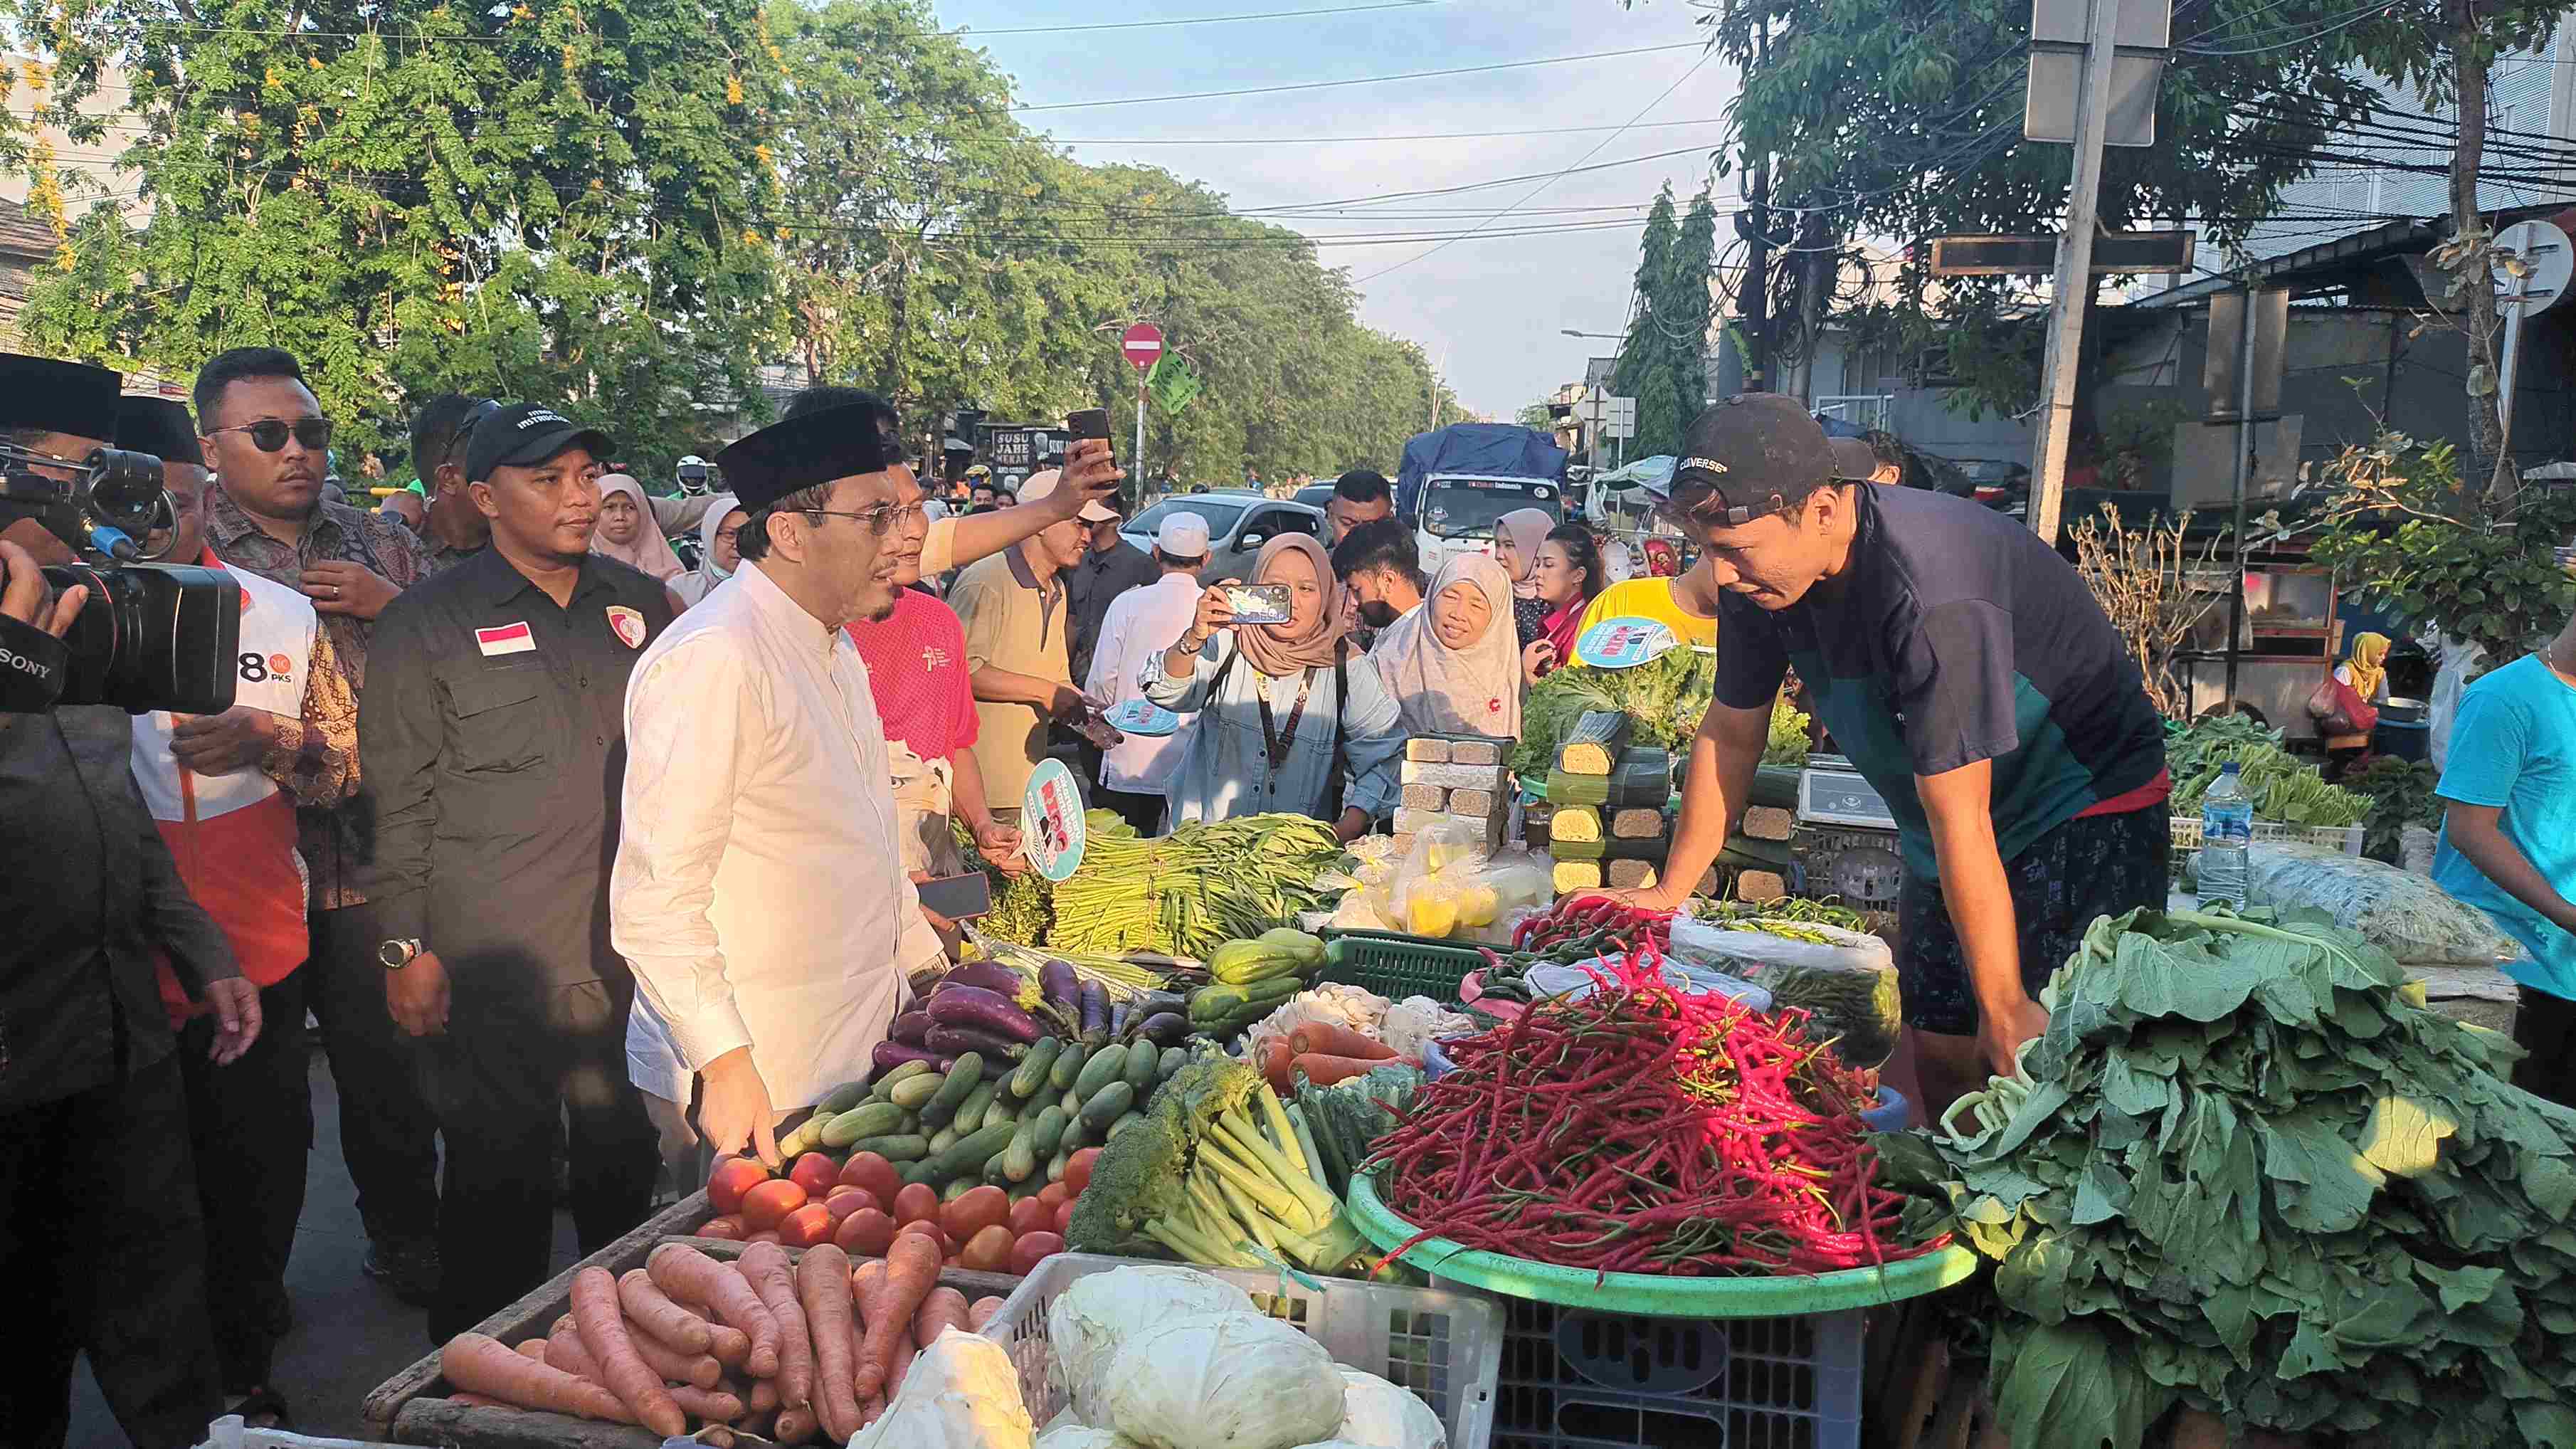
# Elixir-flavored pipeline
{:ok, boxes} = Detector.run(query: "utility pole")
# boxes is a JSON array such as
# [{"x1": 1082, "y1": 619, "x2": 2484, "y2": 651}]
[
  {"x1": 1741, "y1": 17, "x2": 1771, "y2": 394},
  {"x1": 2026, "y1": 0, "x2": 2120, "y2": 548}
]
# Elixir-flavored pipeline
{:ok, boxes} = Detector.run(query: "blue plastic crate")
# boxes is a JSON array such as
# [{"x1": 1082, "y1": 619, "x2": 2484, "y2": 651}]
[{"x1": 1481, "y1": 1292, "x2": 1863, "y2": 1449}]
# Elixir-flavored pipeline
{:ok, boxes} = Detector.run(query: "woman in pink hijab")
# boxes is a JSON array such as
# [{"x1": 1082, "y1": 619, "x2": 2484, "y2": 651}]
[
  {"x1": 591, "y1": 474, "x2": 686, "y2": 581},
  {"x1": 1492, "y1": 507, "x2": 1556, "y2": 650}
]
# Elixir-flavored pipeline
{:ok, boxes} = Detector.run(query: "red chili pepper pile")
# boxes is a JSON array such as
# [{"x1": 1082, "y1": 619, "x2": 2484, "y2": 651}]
[
  {"x1": 1509, "y1": 893, "x2": 1672, "y2": 956},
  {"x1": 1373, "y1": 929, "x2": 1949, "y2": 1278}
]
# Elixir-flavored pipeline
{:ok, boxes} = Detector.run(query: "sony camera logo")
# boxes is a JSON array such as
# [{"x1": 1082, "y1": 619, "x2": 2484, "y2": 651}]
[{"x1": 0, "y1": 643, "x2": 56, "y2": 683}]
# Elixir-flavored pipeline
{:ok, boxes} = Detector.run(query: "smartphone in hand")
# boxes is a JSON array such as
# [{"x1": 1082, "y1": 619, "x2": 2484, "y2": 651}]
[
  {"x1": 914, "y1": 873, "x2": 993, "y2": 922},
  {"x1": 1223, "y1": 583, "x2": 1292, "y2": 625}
]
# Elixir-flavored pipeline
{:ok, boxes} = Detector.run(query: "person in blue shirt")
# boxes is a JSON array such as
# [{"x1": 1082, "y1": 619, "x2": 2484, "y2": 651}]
[{"x1": 2432, "y1": 611, "x2": 2576, "y2": 1107}]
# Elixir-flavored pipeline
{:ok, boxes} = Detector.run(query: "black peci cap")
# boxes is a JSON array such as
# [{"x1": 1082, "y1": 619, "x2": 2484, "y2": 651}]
[
  {"x1": 1662, "y1": 394, "x2": 1839, "y2": 525},
  {"x1": 714, "y1": 404, "x2": 900, "y2": 512},
  {"x1": 116, "y1": 394, "x2": 204, "y2": 468},
  {"x1": 0, "y1": 353, "x2": 125, "y2": 443},
  {"x1": 465, "y1": 402, "x2": 614, "y2": 485}
]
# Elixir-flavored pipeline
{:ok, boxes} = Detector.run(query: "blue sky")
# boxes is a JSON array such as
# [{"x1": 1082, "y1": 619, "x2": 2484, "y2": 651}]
[{"x1": 936, "y1": 0, "x2": 1735, "y2": 420}]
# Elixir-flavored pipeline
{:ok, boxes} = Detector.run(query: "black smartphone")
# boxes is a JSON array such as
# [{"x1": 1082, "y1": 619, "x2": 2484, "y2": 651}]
[
  {"x1": 914, "y1": 873, "x2": 992, "y2": 922},
  {"x1": 1067, "y1": 408, "x2": 1112, "y2": 442},
  {"x1": 1223, "y1": 582, "x2": 1292, "y2": 625}
]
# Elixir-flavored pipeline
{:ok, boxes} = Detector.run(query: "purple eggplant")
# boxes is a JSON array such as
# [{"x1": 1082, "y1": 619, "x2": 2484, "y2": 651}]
[
  {"x1": 1130, "y1": 989, "x2": 1189, "y2": 1019},
  {"x1": 871, "y1": 1040, "x2": 944, "y2": 1076},
  {"x1": 1110, "y1": 1001, "x2": 1133, "y2": 1041},
  {"x1": 891, "y1": 1010, "x2": 936, "y2": 1047},
  {"x1": 1079, "y1": 980, "x2": 1111, "y2": 1045},
  {"x1": 924, "y1": 984, "x2": 1042, "y2": 1044},
  {"x1": 924, "y1": 1023, "x2": 1030, "y2": 1061},
  {"x1": 1040, "y1": 959, "x2": 1081, "y2": 1018},
  {"x1": 1129, "y1": 1011, "x2": 1190, "y2": 1048},
  {"x1": 936, "y1": 960, "x2": 1030, "y2": 999}
]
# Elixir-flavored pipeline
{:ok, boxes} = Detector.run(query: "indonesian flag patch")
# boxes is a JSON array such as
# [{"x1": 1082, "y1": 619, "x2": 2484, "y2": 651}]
[
  {"x1": 606, "y1": 605, "x2": 648, "y2": 650},
  {"x1": 475, "y1": 621, "x2": 535, "y2": 656}
]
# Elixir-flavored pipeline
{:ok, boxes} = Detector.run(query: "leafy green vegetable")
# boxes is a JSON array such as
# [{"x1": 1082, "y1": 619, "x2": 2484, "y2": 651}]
[
  {"x1": 1928, "y1": 907, "x2": 2576, "y2": 1448},
  {"x1": 1511, "y1": 650, "x2": 1715, "y2": 780},
  {"x1": 2343, "y1": 755, "x2": 2442, "y2": 863},
  {"x1": 2165, "y1": 715, "x2": 2370, "y2": 827},
  {"x1": 1765, "y1": 693, "x2": 1812, "y2": 767}
]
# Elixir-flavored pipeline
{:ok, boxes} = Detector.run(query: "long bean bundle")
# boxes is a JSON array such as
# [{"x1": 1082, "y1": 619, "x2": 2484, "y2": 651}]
[
  {"x1": 1372, "y1": 944, "x2": 1947, "y2": 1277},
  {"x1": 1046, "y1": 813, "x2": 1344, "y2": 960}
]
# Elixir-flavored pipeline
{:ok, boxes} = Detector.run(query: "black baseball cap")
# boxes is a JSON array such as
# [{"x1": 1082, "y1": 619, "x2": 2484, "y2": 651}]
[
  {"x1": 1825, "y1": 436, "x2": 1879, "y2": 483},
  {"x1": 464, "y1": 401, "x2": 614, "y2": 485},
  {"x1": 1655, "y1": 394, "x2": 1839, "y2": 525}
]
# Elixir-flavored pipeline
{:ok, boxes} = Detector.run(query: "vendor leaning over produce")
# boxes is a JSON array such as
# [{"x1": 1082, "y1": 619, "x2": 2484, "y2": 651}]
[
  {"x1": 1143, "y1": 533, "x2": 1403, "y2": 842},
  {"x1": 612, "y1": 406, "x2": 958, "y2": 1168},
  {"x1": 2431, "y1": 606, "x2": 2576, "y2": 1107},
  {"x1": 1607, "y1": 396, "x2": 2170, "y2": 1113}
]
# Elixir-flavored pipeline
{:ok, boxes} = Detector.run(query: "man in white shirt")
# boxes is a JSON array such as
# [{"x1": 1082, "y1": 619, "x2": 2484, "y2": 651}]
[
  {"x1": 1084, "y1": 512, "x2": 1209, "y2": 834},
  {"x1": 611, "y1": 408, "x2": 947, "y2": 1166}
]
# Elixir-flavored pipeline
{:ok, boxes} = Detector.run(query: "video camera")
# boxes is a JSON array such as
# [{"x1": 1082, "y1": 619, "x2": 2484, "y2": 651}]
[{"x1": 0, "y1": 436, "x2": 240, "y2": 715}]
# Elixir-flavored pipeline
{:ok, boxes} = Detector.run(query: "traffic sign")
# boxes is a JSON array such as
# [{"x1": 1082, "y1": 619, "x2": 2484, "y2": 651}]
[
  {"x1": 1930, "y1": 231, "x2": 2194, "y2": 276},
  {"x1": 1121, "y1": 322, "x2": 1165, "y2": 371}
]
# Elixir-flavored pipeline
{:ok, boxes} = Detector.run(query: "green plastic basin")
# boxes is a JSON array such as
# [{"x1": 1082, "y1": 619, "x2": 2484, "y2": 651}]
[{"x1": 1346, "y1": 1171, "x2": 1980, "y2": 1318}]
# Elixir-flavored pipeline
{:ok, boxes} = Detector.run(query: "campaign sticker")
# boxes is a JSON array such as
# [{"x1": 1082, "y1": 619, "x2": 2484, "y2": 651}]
[
  {"x1": 1023, "y1": 757, "x2": 1088, "y2": 883},
  {"x1": 1573, "y1": 616, "x2": 1678, "y2": 670},
  {"x1": 1105, "y1": 699, "x2": 1181, "y2": 737}
]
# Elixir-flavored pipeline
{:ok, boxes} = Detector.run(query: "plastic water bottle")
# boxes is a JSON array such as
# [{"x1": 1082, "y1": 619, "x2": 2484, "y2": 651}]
[{"x1": 2199, "y1": 762, "x2": 2254, "y2": 908}]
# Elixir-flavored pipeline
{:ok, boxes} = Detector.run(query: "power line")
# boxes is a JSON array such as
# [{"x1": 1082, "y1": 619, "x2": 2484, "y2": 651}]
[
  {"x1": 1047, "y1": 117, "x2": 1733, "y2": 146},
  {"x1": 137, "y1": 0, "x2": 1448, "y2": 45},
  {"x1": 2179, "y1": 0, "x2": 2401, "y2": 55},
  {"x1": 1006, "y1": 41, "x2": 1706, "y2": 112}
]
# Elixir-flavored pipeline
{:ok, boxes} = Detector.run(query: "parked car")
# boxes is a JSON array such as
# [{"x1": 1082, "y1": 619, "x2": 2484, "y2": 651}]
[
  {"x1": 1292, "y1": 483, "x2": 1336, "y2": 511},
  {"x1": 1122, "y1": 492, "x2": 1326, "y2": 582},
  {"x1": 1936, "y1": 457, "x2": 2032, "y2": 510}
]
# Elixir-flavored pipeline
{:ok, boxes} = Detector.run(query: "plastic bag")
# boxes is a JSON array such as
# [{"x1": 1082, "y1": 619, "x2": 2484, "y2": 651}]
[
  {"x1": 1667, "y1": 915, "x2": 1895, "y2": 975},
  {"x1": 1389, "y1": 823, "x2": 1490, "y2": 939},
  {"x1": 1524, "y1": 959, "x2": 1772, "y2": 1011},
  {"x1": 1380, "y1": 996, "x2": 1473, "y2": 1057},
  {"x1": 2246, "y1": 842, "x2": 2522, "y2": 966}
]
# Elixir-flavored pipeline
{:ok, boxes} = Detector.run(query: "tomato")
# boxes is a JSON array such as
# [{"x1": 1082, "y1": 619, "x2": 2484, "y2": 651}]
[
  {"x1": 1035, "y1": 1181, "x2": 1072, "y2": 1211},
  {"x1": 1006, "y1": 1197, "x2": 1054, "y2": 1238},
  {"x1": 939, "y1": 1185, "x2": 1010, "y2": 1243},
  {"x1": 1063, "y1": 1148, "x2": 1100, "y2": 1197},
  {"x1": 778, "y1": 1202, "x2": 836, "y2": 1249},
  {"x1": 1008, "y1": 1231, "x2": 1065, "y2": 1276},
  {"x1": 823, "y1": 1186, "x2": 871, "y2": 1223},
  {"x1": 708, "y1": 1157, "x2": 771, "y2": 1216},
  {"x1": 835, "y1": 1206, "x2": 897, "y2": 1258},
  {"x1": 838, "y1": 1152, "x2": 903, "y2": 1211},
  {"x1": 1054, "y1": 1197, "x2": 1077, "y2": 1235},
  {"x1": 740, "y1": 1178, "x2": 809, "y2": 1231},
  {"x1": 745, "y1": 1229, "x2": 783, "y2": 1245},
  {"x1": 698, "y1": 1214, "x2": 746, "y2": 1241},
  {"x1": 960, "y1": 1224, "x2": 1016, "y2": 1273},
  {"x1": 788, "y1": 1152, "x2": 840, "y2": 1201},
  {"x1": 892, "y1": 1182, "x2": 941, "y2": 1228}
]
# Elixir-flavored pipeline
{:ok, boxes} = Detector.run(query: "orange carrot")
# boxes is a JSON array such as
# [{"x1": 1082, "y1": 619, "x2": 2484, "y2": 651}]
[
  {"x1": 1292, "y1": 1050, "x2": 1400, "y2": 1087},
  {"x1": 441, "y1": 1332, "x2": 634, "y2": 1423},
  {"x1": 512, "y1": 1339, "x2": 550, "y2": 1365},
  {"x1": 698, "y1": 1428, "x2": 739, "y2": 1449},
  {"x1": 573, "y1": 1265, "x2": 687, "y2": 1435},
  {"x1": 704, "y1": 1320, "x2": 751, "y2": 1369},
  {"x1": 665, "y1": 1383, "x2": 746, "y2": 1423},
  {"x1": 772, "y1": 1405, "x2": 820, "y2": 1444},
  {"x1": 737, "y1": 1241, "x2": 815, "y2": 1411},
  {"x1": 887, "y1": 1331, "x2": 919, "y2": 1398},
  {"x1": 860, "y1": 1393, "x2": 886, "y2": 1427},
  {"x1": 967, "y1": 1295, "x2": 1008, "y2": 1330},
  {"x1": 912, "y1": 1286, "x2": 971, "y2": 1349},
  {"x1": 623, "y1": 1320, "x2": 722, "y2": 1390},
  {"x1": 548, "y1": 1314, "x2": 604, "y2": 1384},
  {"x1": 1288, "y1": 1021, "x2": 1399, "y2": 1060},
  {"x1": 648, "y1": 1244, "x2": 778, "y2": 1379},
  {"x1": 448, "y1": 1391, "x2": 508, "y2": 1408},
  {"x1": 746, "y1": 1376, "x2": 780, "y2": 1416},
  {"x1": 618, "y1": 1265, "x2": 714, "y2": 1354},
  {"x1": 797, "y1": 1243, "x2": 863, "y2": 1441},
  {"x1": 854, "y1": 1232, "x2": 941, "y2": 1401},
  {"x1": 1261, "y1": 1038, "x2": 1294, "y2": 1095}
]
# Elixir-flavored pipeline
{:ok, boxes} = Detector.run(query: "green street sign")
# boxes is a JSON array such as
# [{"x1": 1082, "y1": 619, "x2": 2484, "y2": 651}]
[{"x1": 1148, "y1": 355, "x2": 1202, "y2": 416}]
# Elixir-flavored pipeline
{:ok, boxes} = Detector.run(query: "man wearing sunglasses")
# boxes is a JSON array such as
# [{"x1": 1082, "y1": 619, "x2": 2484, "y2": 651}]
[
  {"x1": 192, "y1": 346, "x2": 445, "y2": 1305},
  {"x1": 1604, "y1": 396, "x2": 2168, "y2": 1116},
  {"x1": 359, "y1": 401, "x2": 667, "y2": 1339}
]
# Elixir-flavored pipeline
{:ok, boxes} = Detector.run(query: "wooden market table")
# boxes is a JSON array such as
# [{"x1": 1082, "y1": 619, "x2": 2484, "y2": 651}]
[{"x1": 361, "y1": 1190, "x2": 1021, "y2": 1448}]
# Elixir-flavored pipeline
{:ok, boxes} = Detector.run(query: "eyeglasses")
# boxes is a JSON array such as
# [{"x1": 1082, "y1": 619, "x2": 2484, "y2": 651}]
[
  {"x1": 209, "y1": 418, "x2": 334, "y2": 453},
  {"x1": 799, "y1": 501, "x2": 926, "y2": 537}
]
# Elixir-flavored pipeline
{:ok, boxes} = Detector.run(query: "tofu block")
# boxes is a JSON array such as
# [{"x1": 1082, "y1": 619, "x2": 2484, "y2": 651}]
[
  {"x1": 1734, "y1": 870, "x2": 1789, "y2": 902},
  {"x1": 1404, "y1": 738, "x2": 1451, "y2": 764},
  {"x1": 1449, "y1": 787, "x2": 1499, "y2": 820},
  {"x1": 1552, "y1": 860, "x2": 1603, "y2": 893},
  {"x1": 1610, "y1": 807, "x2": 1666, "y2": 840},
  {"x1": 1392, "y1": 808, "x2": 1504, "y2": 843},
  {"x1": 1741, "y1": 806, "x2": 1796, "y2": 843},
  {"x1": 1400, "y1": 761, "x2": 1511, "y2": 791},
  {"x1": 1400, "y1": 783, "x2": 1447, "y2": 813},
  {"x1": 1694, "y1": 865, "x2": 1724, "y2": 898},
  {"x1": 1447, "y1": 735, "x2": 1506, "y2": 767},
  {"x1": 1390, "y1": 833, "x2": 1416, "y2": 859},
  {"x1": 1606, "y1": 860, "x2": 1659, "y2": 890}
]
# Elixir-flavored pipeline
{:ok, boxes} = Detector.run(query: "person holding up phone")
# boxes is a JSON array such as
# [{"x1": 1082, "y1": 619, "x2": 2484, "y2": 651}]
[{"x1": 1141, "y1": 534, "x2": 1403, "y2": 841}]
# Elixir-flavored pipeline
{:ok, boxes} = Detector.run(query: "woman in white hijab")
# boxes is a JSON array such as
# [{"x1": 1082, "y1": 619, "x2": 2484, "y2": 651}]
[
  {"x1": 591, "y1": 473, "x2": 687, "y2": 581},
  {"x1": 1371, "y1": 552, "x2": 1524, "y2": 740},
  {"x1": 668, "y1": 492, "x2": 744, "y2": 607}
]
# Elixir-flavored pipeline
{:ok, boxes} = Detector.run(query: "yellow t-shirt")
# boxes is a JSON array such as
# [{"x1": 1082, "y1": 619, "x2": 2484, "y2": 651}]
[{"x1": 1576, "y1": 576, "x2": 1719, "y2": 650}]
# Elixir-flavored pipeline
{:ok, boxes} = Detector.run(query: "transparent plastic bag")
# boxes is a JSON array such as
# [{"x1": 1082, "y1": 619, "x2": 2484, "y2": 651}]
[
  {"x1": 1667, "y1": 915, "x2": 1895, "y2": 975},
  {"x1": 1388, "y1": 821, "x2": 1489, "y2": 939}
]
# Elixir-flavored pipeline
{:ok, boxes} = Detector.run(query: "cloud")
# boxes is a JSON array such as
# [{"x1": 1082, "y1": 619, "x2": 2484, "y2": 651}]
[{"x1": 949, "y1": 0, "x2": 1736, "y2": 419}]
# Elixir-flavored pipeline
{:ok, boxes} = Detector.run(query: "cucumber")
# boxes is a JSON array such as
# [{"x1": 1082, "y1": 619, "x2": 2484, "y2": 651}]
[
  {"x1": 1017, "y1": 1093, "x2": 1052, "y2": 1126},
  {"x1": 1001, "y1": 1129, "x2": 1038, "y2": 1184},
  {"x1": 901, "y1": 1160, "x2": 941, "y2": 1186},
  {"x1": 920, "y1": 1053, "x2": 983, "y2": 1129},
  {"x1": 844, "y1": 1133, "x2": 929, "y2": 1162},
  {"x1": 776, "y1": 1116, "x2": 827, "y2": 1159},
  {"x1": 815, "y1": 1079, "x2": 870, "y2": 1117},
  {"x1": 917, "y1": 1120, "x2": 1017, "y2": 1185},
  {"x1": 1009, "y1": 1036, "x2": 1063, "y2": 1100},
  {"x1": 868, "y1": 1059, "x2": 934, "y2": 1102},
  {"x1": 888, "y1": 1072, "x2": 944, "y2": 1110},
  {"x1": 1008, "y1": 1176, "x2": 1046, "y2": 1201},
  {"x1": 1061, "y1": 1087, "x2": 1083, "y2": 1117},
  {"x1": 927, "y1": 1124, "x2": 960, "y2": 1156},
  {"x1": 941, "y1": 1176, "x2": 980, "y2": 1203},
  {"x1": 1047, "y1": 1148, "x2": 1069, "y2": 1184},
  {"x1": 819, "y1": 1101, "x2": 907, "y2": 1148},
  {"x1": 1121, "y1": 1038, "x2": 1158, "y2": 1094},
  {"x1": 956, "y1": 1080, "x2": 998, "y2": 1137},
  {"x1": 1107, "y1": 1110, "x2": 1147, "y2": 1141},
  {"x1": 1158, "y1": 1046, "x2": 1188, "y2": 1081},
  {"x1": 1079, "y1": 1080, "x2": 1135, "y2": 1130},
  {"x1": 1030, "y1": 1105, "x2": 1069, "y2": 1159},
  {"x1": 1050, "y1": 1042, "x2": 1089, "y2": 1093},
  {"x1": 1074, "y1": 1043, "x2": 1129, "y2": 1099},
  {"x1": 985, "y1": 1152, "x2": 1014, "y2": 1187},
  {"x1": 1060, "y1": 1114, "x2": 1093, "y2": 1154},
  {"x1": 900, "y1": 1111, "x2": 920, "y2": 1134}
]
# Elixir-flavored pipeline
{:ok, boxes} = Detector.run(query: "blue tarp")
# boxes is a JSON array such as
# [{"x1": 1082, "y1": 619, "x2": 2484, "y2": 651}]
[{"x1": 1395, "y1": 424, "x2": 1568, "y2": 513}]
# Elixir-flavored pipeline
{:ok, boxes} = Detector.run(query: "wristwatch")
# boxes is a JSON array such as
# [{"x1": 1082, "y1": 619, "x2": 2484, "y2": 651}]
[{"x1": 379, "y1": 938, "x2": 423, "y2": 970}]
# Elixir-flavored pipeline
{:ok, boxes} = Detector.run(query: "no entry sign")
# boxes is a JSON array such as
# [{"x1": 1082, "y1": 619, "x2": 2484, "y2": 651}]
[{"x1": 1121, "y1": 322, "x2": 1164, "y2": 370}]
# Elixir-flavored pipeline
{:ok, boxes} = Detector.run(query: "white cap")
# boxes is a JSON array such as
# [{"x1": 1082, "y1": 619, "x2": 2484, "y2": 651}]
[
  {"x1": 1156, "y1": 511, "x2": 1211, "y2": 559},
  {"x1": 1015, "y1": 467, "x2": 1119, "y2": 523}
]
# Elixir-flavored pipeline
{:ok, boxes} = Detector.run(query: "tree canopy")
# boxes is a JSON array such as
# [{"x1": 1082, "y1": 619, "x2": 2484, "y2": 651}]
[{"x1": 1610, "y1": 183, "x2": 1714, "y2": 460}]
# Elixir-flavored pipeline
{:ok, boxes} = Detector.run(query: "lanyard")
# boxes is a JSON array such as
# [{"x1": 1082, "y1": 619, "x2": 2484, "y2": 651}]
[{"x1": 1254, "y1": 667, "x2": 1316, "y2": 779}]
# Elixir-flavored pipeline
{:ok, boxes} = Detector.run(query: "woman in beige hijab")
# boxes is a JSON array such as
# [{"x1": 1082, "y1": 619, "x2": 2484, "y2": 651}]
[
  {"x1": 591, "y1": 474, "x2": 687, "y2": 581},
  {"x1": 1372, "y1": 552, "x2": 1524, "y2": 740}
]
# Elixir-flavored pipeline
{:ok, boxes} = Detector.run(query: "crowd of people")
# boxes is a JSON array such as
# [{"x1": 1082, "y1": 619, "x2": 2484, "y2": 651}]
[{"x1": 4, "y1": 343, "x2": 2573, "y2": 1449}]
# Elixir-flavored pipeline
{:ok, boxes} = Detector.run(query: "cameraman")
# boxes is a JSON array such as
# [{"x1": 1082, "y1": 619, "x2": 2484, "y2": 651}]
[{"x1": 0, "y1": 362, "x2": 259, "y2": 1446}]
